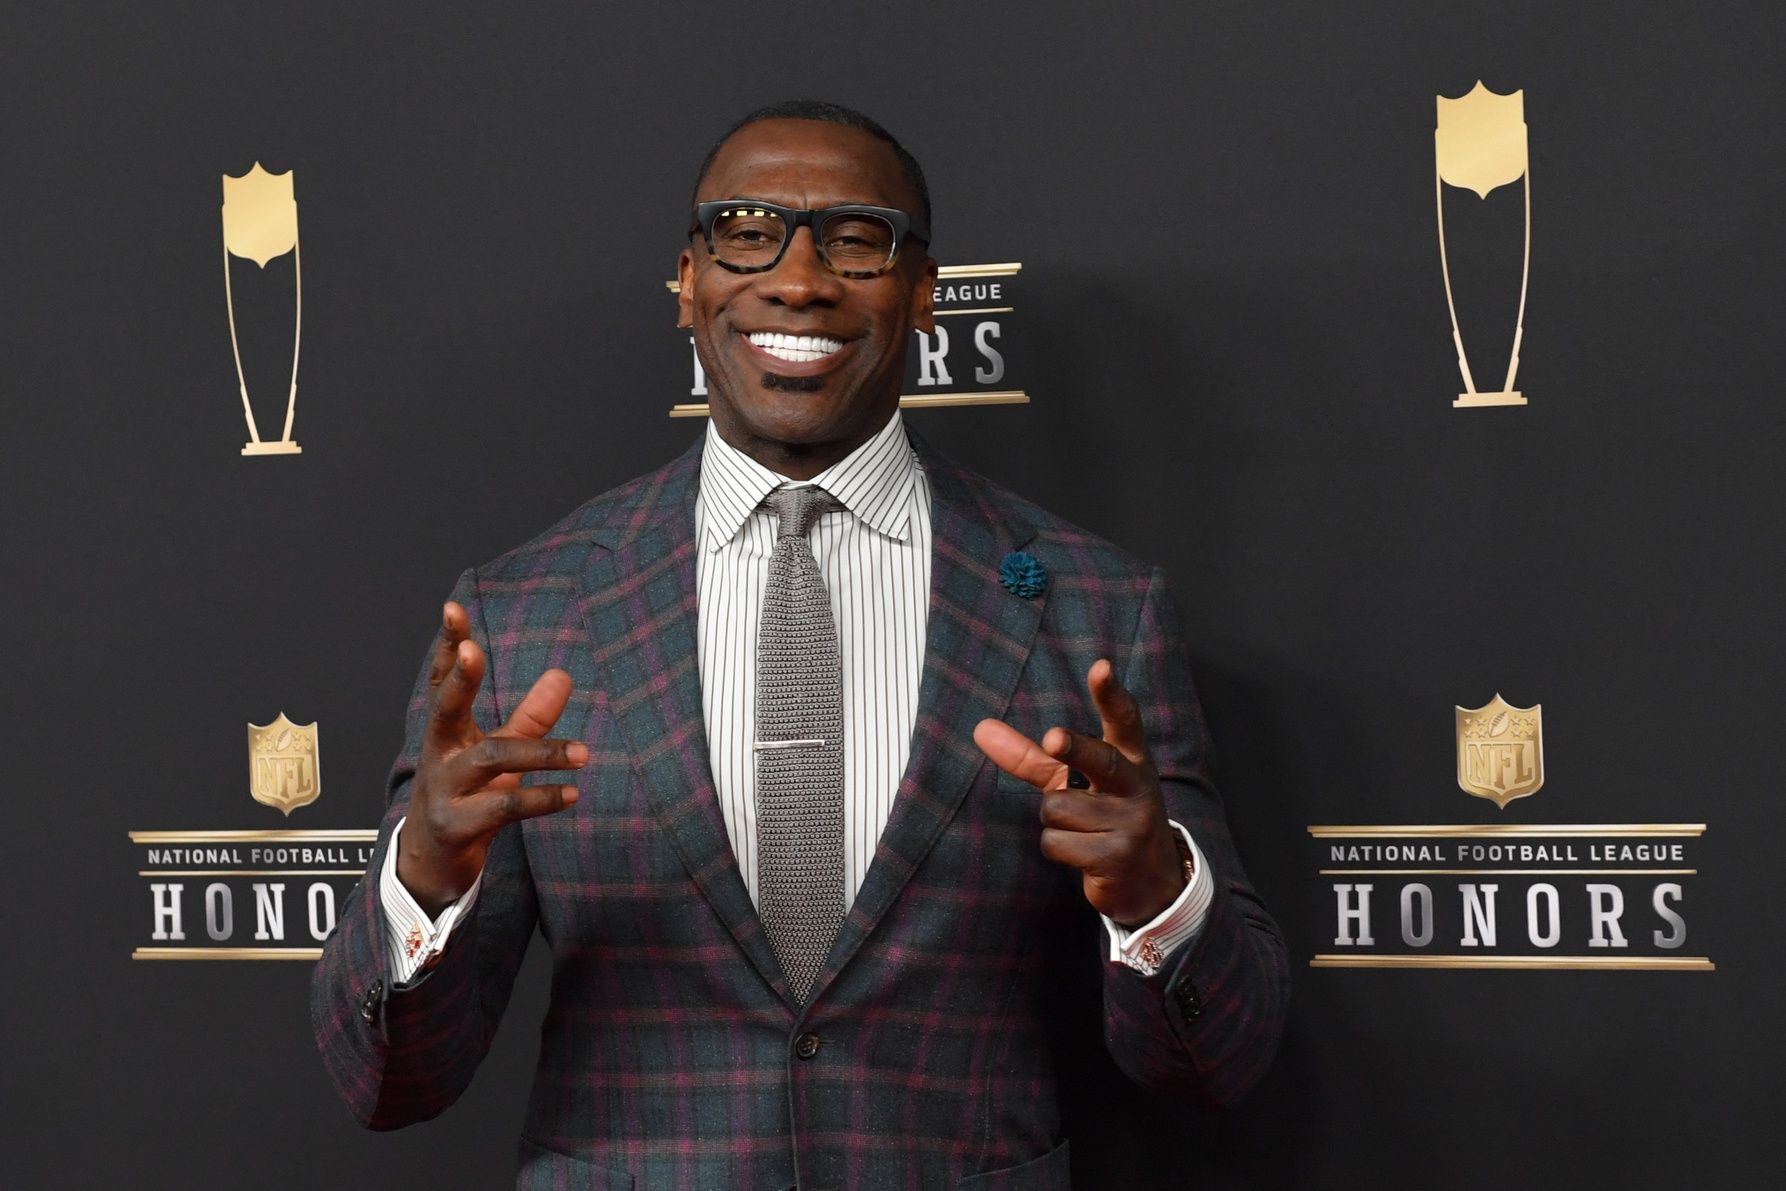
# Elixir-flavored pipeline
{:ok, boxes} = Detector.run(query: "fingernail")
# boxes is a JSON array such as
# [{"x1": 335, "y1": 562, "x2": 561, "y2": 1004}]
[
  {"x1": 566, "y1": 743, "x2": 590, "y2": 766},
  {"x1": 561, "y1": 786, "x2": 580, "y2": 806}
]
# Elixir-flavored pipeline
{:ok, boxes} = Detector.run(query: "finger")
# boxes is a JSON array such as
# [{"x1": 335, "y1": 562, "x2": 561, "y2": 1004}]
[
  {"x1": 431, "y1": 637, "x2": 487, "y2": 738},
  {"x1": 450, "y1": 735, "x2": 589, "y2": 788},
  {"x1": 494, "y1": 668, "x2": 575, "y2": 740},
  {"x1": 467, "y1": 782, "x2": 581, "y2": 832},
  {"x1": 475, "y1": 755, "x2": 588, "y2": 793},
  {"x1": 427, "y1": 602, "x2": 471, "y2": 688},
  {"x1": 1087, "y1": 658, "x2": 1150, "y2": 766},
  {"x1": 973, "y1": 718, "x2": 1068, "y2": 789},
  {"x1": 1038, "y1": 788, "x2": 1117, "y2": 833},
  {"x1": 1041, "y1": 725, "x2": 1143, "y2": 796},
  {"x1": 1040, "y1": 825, "x2": 1121, "y2": 872}
]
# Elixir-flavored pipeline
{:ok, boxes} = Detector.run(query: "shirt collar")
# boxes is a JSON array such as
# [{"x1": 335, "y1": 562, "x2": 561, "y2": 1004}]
[{"x1": 698, "y1": 409, "x2": 919, "y2": 551}]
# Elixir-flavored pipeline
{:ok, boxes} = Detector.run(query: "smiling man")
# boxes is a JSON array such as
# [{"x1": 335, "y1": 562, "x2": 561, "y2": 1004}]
[
  {"x1": 679, "y1": 117, "x2": 934, "y2": 477},
  {"x1": 312, "y1": 100, "x2": 1289, "y2": 1190}
]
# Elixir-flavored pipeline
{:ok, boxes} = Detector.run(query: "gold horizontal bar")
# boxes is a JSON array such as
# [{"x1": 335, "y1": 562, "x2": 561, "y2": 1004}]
[
  {"x1": 1310, "y1": 954, "x2": 1714, "y2": 971},
  {"x1": 1308, "y1": 824, "x2": 1706, "y2": 838},
  {"x1": 898, "y1": 391, "x2": 1030, "y2": 408},
  {"x1": 1454, "y1": 391, "x2": 1526, "y2": 408},
  {"x1": 130, "y1": 829, "x2": 379, "y2": 843},
  {"x1": 665, "y1": 262, "x2": 1023, "y2": 294},
  {"x1": 133, "y1": 947, "x2": 323, "y2": 961},
  {"x1": 938, "y1": 262, "x2": 1022, "y2": 278},
  {"x1": 1317, "y1": 869, "x2": 1697, "y2": 877},
  {"x1": 670, "y1": 391, "x2": 1030, "y2": 418},
  {"x1": 934, "y1": 306, "x2": 1014, "y2": 317},
  {"x1": 137, "y1": 870, "x2": 365, "y2": 877}
]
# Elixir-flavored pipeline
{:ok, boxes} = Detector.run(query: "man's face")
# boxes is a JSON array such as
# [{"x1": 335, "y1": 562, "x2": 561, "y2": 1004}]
[{"x1": 678, "y1": 118, "x2": 935, "y2": 473}]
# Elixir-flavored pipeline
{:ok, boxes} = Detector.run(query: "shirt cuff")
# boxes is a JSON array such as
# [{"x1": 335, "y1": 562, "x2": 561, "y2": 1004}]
[
  {"x1": 1099, "y1": 821, "x2": 1214, "y2": 977},
  {"x1": 380, "y1": 816, "x2": 482, "y2": 987}
]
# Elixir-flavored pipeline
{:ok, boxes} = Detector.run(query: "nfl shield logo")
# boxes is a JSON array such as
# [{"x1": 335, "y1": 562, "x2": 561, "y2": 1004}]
[
  {"x1": 247, "y1": 713, "x2": 321, "y2": 815},
  {"x1": 221, "y1": 163, "x2": 298, "y2": 267},
  {"x1": 1435, "y1": 81, "x2": 1528, "y2": 199},
  {"x1": 1455, "y1": 695, "x2": 1543, "y2": 809}
]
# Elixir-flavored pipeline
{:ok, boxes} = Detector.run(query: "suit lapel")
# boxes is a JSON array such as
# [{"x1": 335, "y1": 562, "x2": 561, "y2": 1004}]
[
  {"x1": 575, "y1": 437, "x2": 795, "y2": 1009},
  {"x1": 574, "y1": 428, "x2": 1045, "y2": 1013},
  {"x1": 808, "y1": 431, "x2": 1043, "y2": 1006}
]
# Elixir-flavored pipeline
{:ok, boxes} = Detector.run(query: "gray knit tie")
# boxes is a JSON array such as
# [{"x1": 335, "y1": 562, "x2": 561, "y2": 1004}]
[{"x1": 755, "y1": 483, "x2": 847, "y2": 1005}]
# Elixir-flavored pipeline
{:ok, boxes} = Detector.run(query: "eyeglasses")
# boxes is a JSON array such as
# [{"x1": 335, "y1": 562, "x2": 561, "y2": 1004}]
[{"x1": 690, "y1": 199, "x2": 930, "y2": 279}]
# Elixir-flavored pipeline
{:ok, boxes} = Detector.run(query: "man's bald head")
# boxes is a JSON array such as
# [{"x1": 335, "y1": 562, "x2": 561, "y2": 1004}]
[{"x1": 690, "y1": 99, "x2": 932, "y2": 230}]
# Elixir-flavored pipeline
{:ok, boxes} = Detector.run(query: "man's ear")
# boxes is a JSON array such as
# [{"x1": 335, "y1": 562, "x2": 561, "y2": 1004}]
[
  {"x1": 675, "y1": 247, "x2": 696, "y2": 329},
  {"x1": 910, "y1": 254, "x2": 938, "y2": 335}
]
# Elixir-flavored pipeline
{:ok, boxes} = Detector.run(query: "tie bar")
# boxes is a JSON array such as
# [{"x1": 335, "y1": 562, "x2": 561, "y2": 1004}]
[{"x1": 754, "y1": 738, "x2": 828, "y2": 751}]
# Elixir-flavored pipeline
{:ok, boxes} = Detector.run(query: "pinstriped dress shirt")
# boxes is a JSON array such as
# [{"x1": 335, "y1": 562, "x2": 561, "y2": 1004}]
[
  {"x1": 692, "y1": 410, "x2": 930, "y2": 907},
  {"x1": 380, "y1": 410, "x2": 1212, "y2": 982}
]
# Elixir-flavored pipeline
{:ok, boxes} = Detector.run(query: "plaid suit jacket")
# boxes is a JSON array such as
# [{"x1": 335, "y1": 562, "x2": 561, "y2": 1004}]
[{"x1": 312, "y1": 428, "x2": 1289, "y2": 1189}]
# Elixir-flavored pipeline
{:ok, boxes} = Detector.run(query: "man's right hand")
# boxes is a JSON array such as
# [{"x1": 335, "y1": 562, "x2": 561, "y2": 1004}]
[{"x1": 397, "y1": 601, "x2": 588, "y2": 918}]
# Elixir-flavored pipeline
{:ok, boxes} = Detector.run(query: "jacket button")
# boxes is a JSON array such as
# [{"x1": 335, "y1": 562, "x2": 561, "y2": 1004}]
[
  {"x1": 360, "y1": 979, "x2": 384, "y2": 1025},
  {"x1": 1173, "y1": 974, "x2": 1203, "y2": 1018},
  {"x1": 794, "y1": 1032, "x2": 821, "y2": 1060}
]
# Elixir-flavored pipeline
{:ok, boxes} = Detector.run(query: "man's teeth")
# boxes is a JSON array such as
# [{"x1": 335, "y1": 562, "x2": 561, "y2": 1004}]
[{"x1": 747, "y1": 331, "x2": 844, "y2": 363}]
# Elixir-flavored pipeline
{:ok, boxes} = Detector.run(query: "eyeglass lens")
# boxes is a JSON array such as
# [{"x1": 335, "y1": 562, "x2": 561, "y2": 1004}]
[{"x1": 710, "y1": 207, "x2": 898, "y2": 273}]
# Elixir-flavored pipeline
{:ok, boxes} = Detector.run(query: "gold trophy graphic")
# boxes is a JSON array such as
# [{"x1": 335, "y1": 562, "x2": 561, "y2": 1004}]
[
  {"x1": 221, "y1": 163, "x2": 303, "y2": 455},
  {"x1": 1435, "y1": 82, "x2": 1530, "y2": 408}
]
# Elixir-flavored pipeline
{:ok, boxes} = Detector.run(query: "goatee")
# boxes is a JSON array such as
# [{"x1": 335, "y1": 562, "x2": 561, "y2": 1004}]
[{"x1": 761, "y1": 371, "x2": 824, "y2": 394}]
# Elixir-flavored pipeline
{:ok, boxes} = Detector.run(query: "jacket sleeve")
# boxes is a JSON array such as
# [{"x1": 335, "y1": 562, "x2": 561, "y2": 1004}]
[
  {"x1": 1099, "y1": 566, "x2": 1291, "y2": 1106},
  {"x1": 309, "y1": 567, "x2": 540, "y2": 1129}
]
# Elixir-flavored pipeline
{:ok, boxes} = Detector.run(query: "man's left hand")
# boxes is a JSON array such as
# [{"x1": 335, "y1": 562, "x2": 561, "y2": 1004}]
[{"x1": 973, "y1": 659, "x2": 1188, "y2": 928}]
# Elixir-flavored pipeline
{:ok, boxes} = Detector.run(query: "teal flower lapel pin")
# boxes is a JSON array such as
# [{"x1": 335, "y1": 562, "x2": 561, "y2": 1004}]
[{"x1": 999, "y1": 550, "x2": 1047, "y2": 599}]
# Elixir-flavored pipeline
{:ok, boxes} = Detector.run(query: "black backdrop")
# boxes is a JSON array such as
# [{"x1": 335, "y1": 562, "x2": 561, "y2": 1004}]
[{"x1": 4, "y1": 2, "x2": 1782, "y2": 1187}]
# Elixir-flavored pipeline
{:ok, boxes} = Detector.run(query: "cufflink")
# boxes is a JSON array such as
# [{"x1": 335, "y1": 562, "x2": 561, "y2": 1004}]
[
  {"x1": 1121, "y1": 938, "x2": 1165, "y2": 976},
  {"x1": 1138, "y1": 938, "x2": 1164, "y2": 973}
]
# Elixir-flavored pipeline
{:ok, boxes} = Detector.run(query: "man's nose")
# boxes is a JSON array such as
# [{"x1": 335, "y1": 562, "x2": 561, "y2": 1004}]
[{"x1": 754, "y1": 226, "x2": 844, "y2": 306}]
